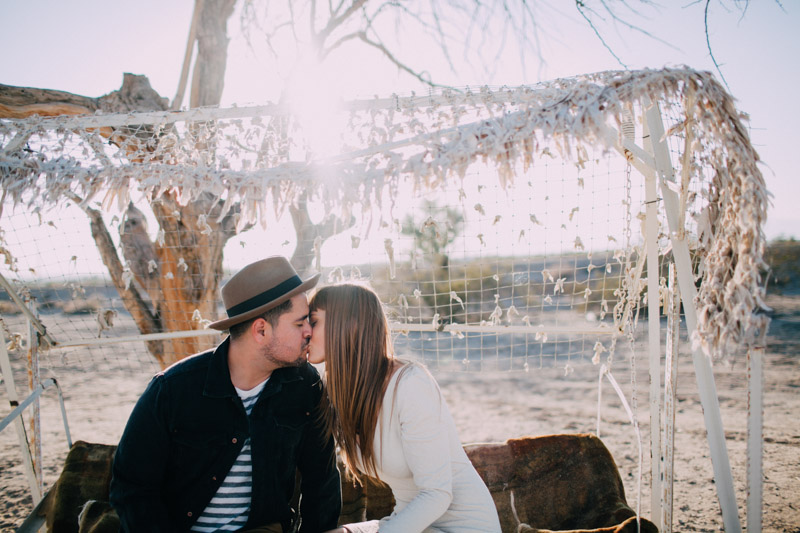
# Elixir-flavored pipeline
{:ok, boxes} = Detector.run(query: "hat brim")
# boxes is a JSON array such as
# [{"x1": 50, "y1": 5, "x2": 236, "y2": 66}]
[{"x1": 207, "y1": 273, "x2": 321, "y2": 331}]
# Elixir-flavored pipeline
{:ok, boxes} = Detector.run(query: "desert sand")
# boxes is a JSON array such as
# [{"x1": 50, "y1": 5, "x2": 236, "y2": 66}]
[{"x1": 1, "y1": 294, "x2": 798, "y2": 532}]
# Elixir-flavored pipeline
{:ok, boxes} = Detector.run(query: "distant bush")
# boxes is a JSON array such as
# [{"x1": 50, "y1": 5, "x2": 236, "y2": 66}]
[
  {"x1": 765, "y1": 239, "x2": 800, "y2": 295},
  {"x1": 58, "y1": 297, "x2": 105, "y2": 315},
  {"x1": 0, "y1": 299, "x2": 21, "y2": 314},
  {"x1": 370, "y1": 254, "x2": 627, "y2": 324}
]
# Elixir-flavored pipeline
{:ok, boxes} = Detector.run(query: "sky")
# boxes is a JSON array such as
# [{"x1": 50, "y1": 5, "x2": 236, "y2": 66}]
[{"x1": 1, "y1": 0, "x2": 797, "y2": 244}]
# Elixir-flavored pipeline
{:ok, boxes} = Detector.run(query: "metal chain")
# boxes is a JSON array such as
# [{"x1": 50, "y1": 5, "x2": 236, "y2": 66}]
[
  {"x1": 624, "y1": 156, "x2": 642, "y2": 523},
  {"x1": 622, "y1": 156, "x2": 639, "y2": 344},
  {"x1": 608, "y1": 157, "x2": 636, "y2": 363},
  {"x1": 625, "y1": 159, "x2": 633, "y2": 253}
]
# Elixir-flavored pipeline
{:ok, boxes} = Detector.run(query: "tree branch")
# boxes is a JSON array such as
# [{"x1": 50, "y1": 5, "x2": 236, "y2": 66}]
[
  {"x1": 0, "y1": 85, "x2": 98, "y2": 118},
  {"x1": 593, "y1": 0, "x2": 680, "y2": 51},
  {"x1": 320, "y1": 31, "x2": 362, "y2": 59},
  {"x1": 575, "y1": 1, "x2": 629, "y2": 69},
  {"x1": 289, "y1": 191, "x2": 355, "y2": 274},
  {"x1": 68, "y1": 195, "x2": 165, "y2": 365},
  {"x1": 427, "y1": 1, "x2": 458, "y2": 73},
  {"x1": 310, "y1": 0, "x2": 318, "y2": 40},
  {"x1": 172, "y1": 0, "x2": 203, "y2": 111},
  {"x1": 331, "y1": 0, "x2": 347, "y2": 18},
  {"x1": 356, "y1": 32, "x2": 452, "y2": 89},
  {"x1": 317, "y1": 0, "x2": 369, "y2": 47},
  {"x1": 704, "y1": 0, "x2": 731, "y2": 90},
  {"x1": 0, "y1": 74, "x2": 168, "y2": 120}
]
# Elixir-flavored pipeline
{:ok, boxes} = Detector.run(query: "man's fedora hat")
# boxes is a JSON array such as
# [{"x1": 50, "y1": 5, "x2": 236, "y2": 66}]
[{"x1": 208, "y1": 256, "x2": 320, "y2": 331}]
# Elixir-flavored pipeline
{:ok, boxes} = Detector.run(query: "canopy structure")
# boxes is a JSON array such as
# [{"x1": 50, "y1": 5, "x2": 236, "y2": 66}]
[{"x1": 1, "y1": 67, "x2": 770, "y2": 531}]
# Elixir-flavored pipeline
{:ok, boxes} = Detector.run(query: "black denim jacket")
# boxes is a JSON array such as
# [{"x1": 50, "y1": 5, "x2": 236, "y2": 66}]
[{"x1": 110, "y1": 338, "x2": 341, "y2": 532}]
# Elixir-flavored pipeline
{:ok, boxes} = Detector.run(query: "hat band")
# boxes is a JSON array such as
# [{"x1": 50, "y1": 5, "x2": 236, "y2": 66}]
[{"x1": 226, "y1": 275, "x2": 303, "y2": 318}]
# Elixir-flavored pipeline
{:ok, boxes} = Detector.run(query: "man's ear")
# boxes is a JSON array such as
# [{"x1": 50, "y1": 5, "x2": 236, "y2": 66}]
[{"x1": 251, "y1": 318, "x2": 273, "y2": 343}]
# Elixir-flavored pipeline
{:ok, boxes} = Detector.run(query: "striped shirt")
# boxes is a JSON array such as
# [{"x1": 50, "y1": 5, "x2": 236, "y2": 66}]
[{"x1": 190, "y1": 379, "x2": 267, "y2": 532}]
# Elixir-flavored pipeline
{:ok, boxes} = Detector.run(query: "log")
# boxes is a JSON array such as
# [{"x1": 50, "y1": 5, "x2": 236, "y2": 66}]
[
  {"x1": 43, "y1": 441, "x2": 117, "y2": 533},
  {"x1": 465, "y1": 434, "x2": 659, "y2": 532},
  {"x1": 39, "y1": 436, "x2": 660, "y2": 533},
  {"x1": 0, "y1": 74, "x2": 167, "y2": 120},
  {"x1": 337, "y1": 434, "x2": 659, "y2": 533}
]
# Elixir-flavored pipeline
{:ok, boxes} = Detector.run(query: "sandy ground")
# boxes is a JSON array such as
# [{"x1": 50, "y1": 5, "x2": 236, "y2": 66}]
[{"x1": 1, "y1": 294, "x2": 799, "y2": 532}]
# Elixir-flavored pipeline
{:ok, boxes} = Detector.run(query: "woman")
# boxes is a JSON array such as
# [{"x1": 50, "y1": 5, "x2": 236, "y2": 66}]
[{"x1": 309, "y1": 283, "x2": 501, "y2": 533}]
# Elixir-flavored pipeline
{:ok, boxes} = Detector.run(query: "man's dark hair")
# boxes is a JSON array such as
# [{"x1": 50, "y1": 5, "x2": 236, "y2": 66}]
[{"x1": 228, "y1": 298, "x2": 294, "y2": 340}]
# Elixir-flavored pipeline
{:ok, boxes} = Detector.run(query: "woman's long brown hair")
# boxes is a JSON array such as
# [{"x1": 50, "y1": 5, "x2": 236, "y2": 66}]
[{"x1": 310, "y1": 283, "x2": 394, "y2": 483}]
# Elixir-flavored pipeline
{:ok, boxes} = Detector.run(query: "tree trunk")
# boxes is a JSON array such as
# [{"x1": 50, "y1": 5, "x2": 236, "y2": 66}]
[
  {"x1": 190, "y1": 0, "x2": 237, "y2": 109},
  {"x1": 143, "y1": 0, "x2": 239, "y2": 365},
  {"x1": 151, "y1": 191, "x2": 238, "y2": 366},
  {"x1": 289, "y1": 191, "x2": 356, "y2": 275}
]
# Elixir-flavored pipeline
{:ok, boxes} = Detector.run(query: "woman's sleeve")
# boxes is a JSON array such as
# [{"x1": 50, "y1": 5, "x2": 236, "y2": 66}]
[{"x1": 378, "y1": 368, "x2": 453, "y2": 533}]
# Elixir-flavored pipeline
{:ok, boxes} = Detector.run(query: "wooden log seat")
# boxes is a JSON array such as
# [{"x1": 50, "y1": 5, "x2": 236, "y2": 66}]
[
  {"x1": 42, "y1": 441, "x2": 119, "y2": 533},
  {"x1": 466, "y1": 434, "x2": 658, "y2": 532},
  {"x1": 37, "y1": 434, "x2": 657, "y2": 533},
  {"x1": 338, "y1": 433, "x2": 657, "y2": 533}
]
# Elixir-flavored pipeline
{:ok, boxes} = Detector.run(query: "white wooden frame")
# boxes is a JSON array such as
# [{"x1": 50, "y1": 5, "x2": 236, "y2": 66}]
[
  {"x1": 603, "y1": 97, "x2": 764, "y2": 533},
  {"x1": 0, "y1": 93, "x2": 765, "y2": 533}
]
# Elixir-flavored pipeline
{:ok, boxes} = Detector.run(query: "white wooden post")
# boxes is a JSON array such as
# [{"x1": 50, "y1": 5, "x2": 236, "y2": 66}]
[
  {"x1": 747, "y1": 346, "x2": 764, "y2": 533},
  {"x1": 643, "y1": 97, "x2": 742, "y2": 532},
  {"x1": 641, "y1": 116, "x2": 663, "y2": 530},
  {"x1": 25, "y1": 295, "x2": 43, "y2": 494},
  {"x1": 662, "y1": 263, "x2": 680, "y2": 532},
  {"x1": 0, "y1": 327, "x2": 42, "y2": 505}
]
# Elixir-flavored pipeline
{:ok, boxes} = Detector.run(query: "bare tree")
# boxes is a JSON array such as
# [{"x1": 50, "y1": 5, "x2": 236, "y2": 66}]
[{"x1": 0, "y1": 1, "x2": 241, "y2": 367}]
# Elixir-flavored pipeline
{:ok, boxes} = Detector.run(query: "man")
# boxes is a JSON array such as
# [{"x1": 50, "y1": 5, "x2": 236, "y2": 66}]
[{"x1": 110, "y1": 256, "x2": 341, "y2": 533}]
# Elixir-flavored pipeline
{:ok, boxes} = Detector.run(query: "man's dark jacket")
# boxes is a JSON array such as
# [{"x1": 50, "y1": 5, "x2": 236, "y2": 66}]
[{"x1": 110, "y1": 338, "x2": 341, "y2": 532}]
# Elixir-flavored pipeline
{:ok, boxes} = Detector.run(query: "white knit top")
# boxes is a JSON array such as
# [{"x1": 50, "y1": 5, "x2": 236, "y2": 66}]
[{"x1": 348, "y1": 364, "x2": 501, "y2": 533}]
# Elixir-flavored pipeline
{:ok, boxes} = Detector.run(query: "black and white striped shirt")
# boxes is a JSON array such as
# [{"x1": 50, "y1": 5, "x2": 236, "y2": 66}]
[{"x1": 190, "y1": 379, "x2": 267, "y2": 532}]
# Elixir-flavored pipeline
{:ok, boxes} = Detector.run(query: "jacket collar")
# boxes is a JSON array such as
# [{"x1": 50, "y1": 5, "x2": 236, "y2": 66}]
[
  {"x1": 203, "y1": 337, "x2": 305, "y2": 399},
  {"x1": 203, "y1": 337, "x2": 237, "y2": 398}
]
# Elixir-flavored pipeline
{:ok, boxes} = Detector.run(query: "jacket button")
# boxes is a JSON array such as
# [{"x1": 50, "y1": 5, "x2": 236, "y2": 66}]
[
  {"x1": 305, "y1": 412, "x2": 310, "y2": 416},
  {"x1": 212, "y1": 476, "x2": 217, "y2": 481},
  {"x1": 231, "y1": 437, "x2": 238, "y2": 444},
  {"x1": 187, "y1": 511, "x2": 193, "y2": 517}
]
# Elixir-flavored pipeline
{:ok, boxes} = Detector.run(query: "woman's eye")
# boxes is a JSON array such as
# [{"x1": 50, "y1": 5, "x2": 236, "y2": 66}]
[{"x1": 310, "y1": 321, "x2": 317, "y2": 328}]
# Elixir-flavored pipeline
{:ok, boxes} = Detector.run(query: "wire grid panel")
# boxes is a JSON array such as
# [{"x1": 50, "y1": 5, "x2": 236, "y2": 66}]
[
  {"x1": 0, "y1": 204, "x2": 167, "y2": 372},
  {"x1": 0, "y1": 146, "x2": 641, "y2": 373},
  {"x1": 358, "y1": 154, "x2": 643, "y2": 371}
]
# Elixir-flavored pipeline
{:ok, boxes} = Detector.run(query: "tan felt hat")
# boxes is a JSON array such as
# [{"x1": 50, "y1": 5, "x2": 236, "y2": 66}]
[{"x1": 208, "y1": 256, "x2": 320, "y2": 331}]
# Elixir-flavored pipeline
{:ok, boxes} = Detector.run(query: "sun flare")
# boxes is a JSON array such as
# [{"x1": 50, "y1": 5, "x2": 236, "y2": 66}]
[{"x1": 283, "y1": 55, "x2": 347, "y2": 160}]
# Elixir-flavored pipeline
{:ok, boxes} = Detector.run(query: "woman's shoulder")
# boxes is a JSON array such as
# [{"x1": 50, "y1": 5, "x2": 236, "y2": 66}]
[
  {"x1": 394, "y1": 360, "x2": 430, "y2": 380},
  {"x1": 392, "y1": 361, "x2": 439, "y2": 395},
  {"x1": 387, "y1": 361, "x2": 446, "y2": 421}
]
